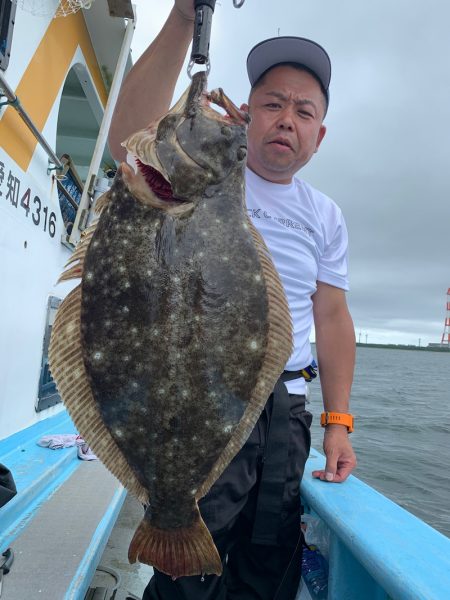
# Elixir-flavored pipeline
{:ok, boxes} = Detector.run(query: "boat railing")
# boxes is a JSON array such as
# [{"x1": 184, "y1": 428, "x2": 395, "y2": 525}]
[
  {"x1": 0, "y1": 70, "x2": 63, "y2": 171},
  {"x1": 301, "y1": 448, "x2": 450, "y2": 600}
]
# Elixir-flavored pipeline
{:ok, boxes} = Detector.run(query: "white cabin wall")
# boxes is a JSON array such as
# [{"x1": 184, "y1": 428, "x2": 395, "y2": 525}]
[
  {"x1": 3, "y1": 7, "x2": 54, "y2": 89},
  {"x1": 0, "y1": 39, "x2": 106, "y2": 441},
  {"x1": 0, "y1": 138, "x2": 76, "y2": 440}
]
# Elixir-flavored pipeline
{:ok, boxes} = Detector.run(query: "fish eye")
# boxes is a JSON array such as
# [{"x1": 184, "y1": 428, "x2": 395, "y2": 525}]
[
  {"x1": 237, "y1": 147, "x2": 247, "y2": 161},
  {"x1": 221, "y1": 125, "x2": 233, "y2": 137}
]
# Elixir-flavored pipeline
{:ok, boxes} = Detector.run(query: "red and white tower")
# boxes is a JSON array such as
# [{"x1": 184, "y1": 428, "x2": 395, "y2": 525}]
[{"x1": 441, "y1": 288, "x2": 450, "y2": 347}]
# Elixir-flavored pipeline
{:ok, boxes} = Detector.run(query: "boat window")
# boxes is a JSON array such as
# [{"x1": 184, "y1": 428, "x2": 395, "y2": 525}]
[
  {"x1": 57, "y1": 154, "x2": 84, "y2": 237},
  {"x1": 0, "y1": 0, "x2": 16, "y2": 71},
  {"x1": 36, "y1": 296, "x2": 62, "y2": 412}
]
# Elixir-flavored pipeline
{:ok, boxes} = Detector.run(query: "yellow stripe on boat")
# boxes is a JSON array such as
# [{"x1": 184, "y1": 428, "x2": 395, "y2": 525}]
[{"x1": 0, "y1": 11, "x2": 108, "y2": 172}]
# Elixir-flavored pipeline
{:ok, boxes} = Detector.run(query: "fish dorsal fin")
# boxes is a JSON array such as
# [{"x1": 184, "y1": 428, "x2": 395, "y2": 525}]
[
  {"x1": 49, "y1": 285, "x2": 149, "y2": 504},
  {"x1": 196, "y1": 215, "x2": 293, "y2": 499},
  {"x1": 94, "y1": 190, "x2": 112, "y2": 214},
  {"x1": 58, "y1": 222, "x2": 98, "y2": 283}
]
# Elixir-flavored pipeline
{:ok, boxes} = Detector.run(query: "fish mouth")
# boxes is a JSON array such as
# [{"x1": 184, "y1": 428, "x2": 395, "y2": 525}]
[{"x1": 136, "y1": 159, "x2": 178, "y2": 202}]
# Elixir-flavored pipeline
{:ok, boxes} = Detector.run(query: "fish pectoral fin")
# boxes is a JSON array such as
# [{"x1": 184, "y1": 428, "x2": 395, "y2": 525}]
[{"x1": 128, "y1": 507, "x2": 222, "y2": 578}]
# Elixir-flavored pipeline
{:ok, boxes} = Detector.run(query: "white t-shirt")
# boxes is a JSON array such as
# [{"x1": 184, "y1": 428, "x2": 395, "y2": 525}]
[{"x1": 245, "y1": 168, "x2": 350, "y2": 395}]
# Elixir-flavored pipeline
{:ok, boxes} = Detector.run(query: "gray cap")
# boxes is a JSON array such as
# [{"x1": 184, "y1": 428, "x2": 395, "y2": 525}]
[{"x1": 246, "y1": 36, "x2": 331, "y2": 100}]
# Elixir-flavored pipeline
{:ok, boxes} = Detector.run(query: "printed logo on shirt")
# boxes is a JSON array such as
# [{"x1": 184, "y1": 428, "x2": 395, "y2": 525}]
[{"x1": 247, "y1": 209, "x2": 314, "y2": 237}]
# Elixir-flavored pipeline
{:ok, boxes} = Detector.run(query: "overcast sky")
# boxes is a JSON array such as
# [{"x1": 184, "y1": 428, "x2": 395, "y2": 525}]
[{"x1": 130, "y1": 0, "x2": 450, "y2": 346}]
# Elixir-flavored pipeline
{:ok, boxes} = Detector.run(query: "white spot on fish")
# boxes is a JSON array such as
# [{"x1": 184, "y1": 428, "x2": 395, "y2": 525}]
[
  {"x1": 152, "y1": 329, "x2": 160, "y2": 337},
  {"x1": 86, "y1": 271, "x2": 94, "y2": 281},
  {"x1": 115, "y1": 428, "x2": 124, "y2": 438},
  {"x1": 209, "y1": 392, "x2": 217, "y2": 399},
  {"x1": 239, "y1": 369, "x2": 245, "y2": 376},
  {"x1": 119, "y1": 265, "x2": 126, "y2": 273},
  {"x1": 124, "y1": 281, "x2": 131, "y2": 288},
  {"x1": 254, "y1": 274, "x2": 262, "y2": 282},
  {"x1": 126, "y1": 224, "x2": 132, "y2": 231},
  {"x1": 201, "y1": 231, "x2": 208, "y2": 237},
  {"x1": 158, "y1": 388, "x2": 165, "y2": 395},
  {"x1": 194, "y1": 315, "x2": 200, "y2": 322},
  {"x1": 134, "y1": 341, "x2": 141, "y2": 348},
  {"x1": 223, "y1": 425, "x2": 233, "y2": 433},
  {"x1": 205, "y1": 420, "x2": 210, "y2": 426},
  {"x1": 250, "y1": 340, "x2": 258, "y2": 350},
  {"x1": 138, "y1": 426, "x2": 145, "y2": 433},
  {"x1": 198, "y1": 252, "x2": 204, "y2": 258},
  {"x1": 104, "y1": 320, "x2": 112, "y2": 328},
  {"x1": 140, "y1": 406, "x2": 148, "y2": 415},
  {"x1": 123, "y1": 355, "x2": 130, "y2": 362},
  {"x1": 217, "y1": 346, "x2": 224, "y2": 353},
  {"x1": 243, "y1": 222, "x2": 249, "y2": 230},
  {"x1": 147, "y1": 270, "x2": 152, "y2": 277},
  {"x1": 190, "y1": 488, "x2": 197, "y2": 496},
  {"x1": 132, "y1": 381, "x2": 139, "y2": 389},
  {"x1": 192, "y1": 435, "x2": 198, "y2": 441},
  {"x1": 222, "y1": 256, "x2": 229, "y2": 262},
  {"x1": 182, "y1": 390, "x2": 189, "y2": 398},
  {"x1": 93, "y1": 351, "x2": 103, "y2": 361},
  {"x1": 122, "y1": 306, "x2": 130, "y2": 313},
  {"x1": 131, "y1": 327, "x2": 138, "y2": 335},
  {"x1": 122, "y1": 239, "x2": 129, "y2": 245},
  {"x1": 92, "y1": 240, "x2": 99, "y2": 248},
  {"x1": 215, "y1": 219, "x2": 221, "y2": 224}
]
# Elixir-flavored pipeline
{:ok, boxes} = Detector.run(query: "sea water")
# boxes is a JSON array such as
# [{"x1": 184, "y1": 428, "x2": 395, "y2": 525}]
[{"x1": 309, "y1": 345, "x2": 450, "y2": 538}]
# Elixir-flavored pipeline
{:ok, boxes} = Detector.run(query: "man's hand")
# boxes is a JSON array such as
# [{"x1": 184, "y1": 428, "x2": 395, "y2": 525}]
[
  {"x1": 174, "y1": 0, "x2": 195, "y2": 21},
  {"x1": 312, "y1": 425, "x2": 356, "y2": 483}
]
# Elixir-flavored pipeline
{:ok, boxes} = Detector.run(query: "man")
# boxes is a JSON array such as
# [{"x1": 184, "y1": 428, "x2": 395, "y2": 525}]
[{"x1": 109, "y1": 2, "x2": 357, "y2": 599}]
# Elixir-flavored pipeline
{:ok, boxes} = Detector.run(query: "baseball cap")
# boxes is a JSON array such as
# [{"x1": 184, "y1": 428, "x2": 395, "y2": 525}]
[{"x1": 246, "y1": 36, "x2": 331, "y2": 104}]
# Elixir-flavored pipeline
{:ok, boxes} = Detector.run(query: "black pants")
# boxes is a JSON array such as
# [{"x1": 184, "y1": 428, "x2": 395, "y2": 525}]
[{"x1": 142, "y1": 390, "x2": 312, "y2": 600}]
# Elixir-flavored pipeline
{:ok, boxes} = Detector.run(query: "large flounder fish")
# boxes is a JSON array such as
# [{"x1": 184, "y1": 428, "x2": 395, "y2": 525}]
[{"x1": 49, "y1": 72, "x2": 292, "y2": 578}]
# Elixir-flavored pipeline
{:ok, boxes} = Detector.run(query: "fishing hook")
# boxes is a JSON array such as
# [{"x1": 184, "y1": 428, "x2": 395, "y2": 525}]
[
  {"x1": 233, "y1": 0, "x2": 245, "y2": 7},
  {"x1": 187, "y1": 57, "x2": 211, "y2": 80}
]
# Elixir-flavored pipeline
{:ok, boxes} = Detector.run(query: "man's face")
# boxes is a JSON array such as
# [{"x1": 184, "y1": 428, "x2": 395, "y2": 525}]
[{"x1": 243, "y1": 65, "x2": 327, "y2": 184}]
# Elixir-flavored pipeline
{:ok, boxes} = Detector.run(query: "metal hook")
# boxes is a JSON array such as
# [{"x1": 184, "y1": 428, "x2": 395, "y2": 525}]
[
  {"x1": 233, "y1": 0, "x2": 245, "y2": 7},
  {"x1": 187, "y1": 57, "x2": 211, "y2": 80}
]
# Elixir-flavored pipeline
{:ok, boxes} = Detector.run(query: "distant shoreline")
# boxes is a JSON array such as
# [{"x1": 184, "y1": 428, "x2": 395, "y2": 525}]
[{"x1": 355, "y1": 342, "x2": 450, "y2": 353}]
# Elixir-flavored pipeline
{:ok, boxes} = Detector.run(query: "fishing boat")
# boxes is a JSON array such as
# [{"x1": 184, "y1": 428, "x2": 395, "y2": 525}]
[{"x1": 1, "y1": 1, "x2": 450, "y2": 598}]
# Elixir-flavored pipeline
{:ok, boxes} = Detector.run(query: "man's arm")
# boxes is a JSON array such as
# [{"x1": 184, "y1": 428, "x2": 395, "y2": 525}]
[
  {"x1": 311, "y1": 281, "x2": 357, "y2": 483},
  {"x1": 108, "y1": 1, "x2": 195, "y2": 162}
]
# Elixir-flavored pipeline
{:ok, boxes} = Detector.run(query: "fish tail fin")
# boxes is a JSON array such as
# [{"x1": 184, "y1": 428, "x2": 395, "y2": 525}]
[{"x1": 128, "y1": 510, "x2": 222, "y2": 578}]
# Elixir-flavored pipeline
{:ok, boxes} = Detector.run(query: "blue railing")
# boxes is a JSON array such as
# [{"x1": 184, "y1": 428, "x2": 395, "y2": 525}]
[{"x1": 301, "y1": 449, "x2": 450, "y2": 600}]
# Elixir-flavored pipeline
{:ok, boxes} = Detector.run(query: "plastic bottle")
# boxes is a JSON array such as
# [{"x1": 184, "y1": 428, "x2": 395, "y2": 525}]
[{"x1": 301, "y1": 543, "x2": 329, "y2": 600}]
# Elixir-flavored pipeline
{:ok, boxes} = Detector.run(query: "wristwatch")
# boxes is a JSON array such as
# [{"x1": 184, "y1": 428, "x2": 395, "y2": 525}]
[{"x1": 320, "y1": 411, "x2": 354, "y2": 433}]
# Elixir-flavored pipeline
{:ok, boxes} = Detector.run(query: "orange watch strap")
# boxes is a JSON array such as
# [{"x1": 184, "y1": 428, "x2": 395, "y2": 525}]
[{"x1": 320, "y1": 411, "x2": 354, "y2": 433}]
